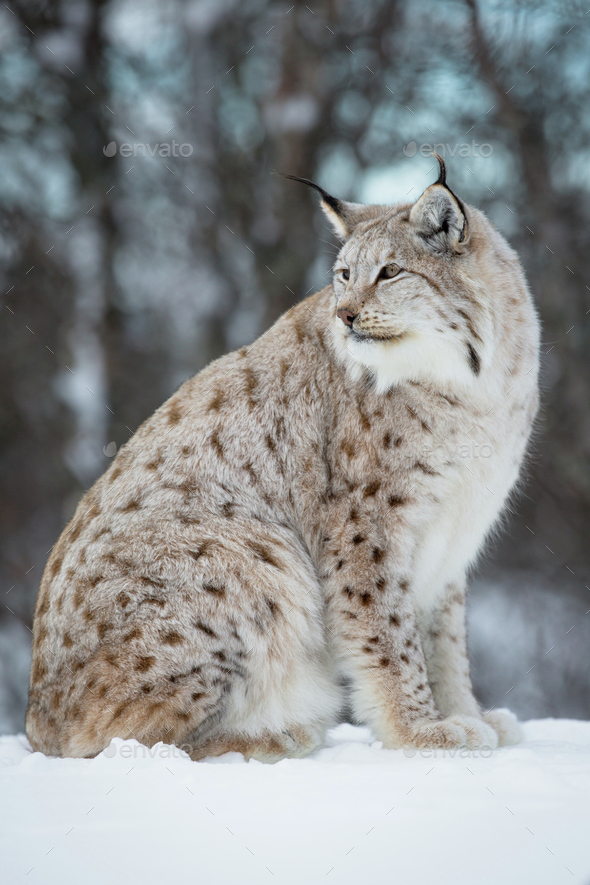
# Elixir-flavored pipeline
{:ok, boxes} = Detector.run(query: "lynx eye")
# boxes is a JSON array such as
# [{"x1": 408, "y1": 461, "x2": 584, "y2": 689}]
[
  {"x1": 339, "y1": 268, "x2": 350, "y2": 281},
  {"x1": 377, "y1": 263, "x2": 402, "y2": 281}
]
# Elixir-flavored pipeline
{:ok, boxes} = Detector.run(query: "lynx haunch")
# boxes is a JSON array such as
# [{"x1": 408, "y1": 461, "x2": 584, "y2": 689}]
[{"x1": 27, "y1": 158, "x2": 540, "y2": 761}]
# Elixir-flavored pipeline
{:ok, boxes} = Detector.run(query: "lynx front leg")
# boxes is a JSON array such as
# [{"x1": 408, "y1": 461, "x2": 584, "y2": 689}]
[
  {"x1": 420, "y1": 582, "x2": 481, "y2": 719},
  {"x1": 323, "y1": 534, "x2": 496, "y2": 750},
  {"x1": 421, "y1": 581, "x2": 521, "y2": 746}
]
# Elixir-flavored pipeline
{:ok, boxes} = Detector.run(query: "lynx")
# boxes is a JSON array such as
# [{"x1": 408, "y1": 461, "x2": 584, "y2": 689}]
[{"x1": 26, "y1": 158, "x2": 539, "y2": 761}]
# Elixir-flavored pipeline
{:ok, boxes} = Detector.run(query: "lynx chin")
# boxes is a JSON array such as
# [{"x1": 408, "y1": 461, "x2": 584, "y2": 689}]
[{"x1": 27, "y1": 157, "x2": 539, "y2": 761}]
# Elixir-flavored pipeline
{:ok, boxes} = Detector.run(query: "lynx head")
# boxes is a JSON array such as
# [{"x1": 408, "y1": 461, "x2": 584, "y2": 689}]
[{"x1": 283, "y1": 158, "x2": 530, "y2": 394}]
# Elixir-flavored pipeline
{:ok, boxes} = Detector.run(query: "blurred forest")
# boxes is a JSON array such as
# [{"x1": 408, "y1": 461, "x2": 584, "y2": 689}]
[{"x1": 1, "y1": 0, "x2": 589, "y2": 732}]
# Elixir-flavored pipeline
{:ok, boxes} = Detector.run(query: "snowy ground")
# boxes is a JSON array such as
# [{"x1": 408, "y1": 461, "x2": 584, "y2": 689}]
[{"x1": 1, "y1": 719, "x2": 589, "y2": 885}]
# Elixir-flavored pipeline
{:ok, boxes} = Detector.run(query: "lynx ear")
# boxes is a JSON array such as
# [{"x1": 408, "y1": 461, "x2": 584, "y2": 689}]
[
  {"x1": 409, "y1": 155, "x2": 469, "y2": 254},
  {"x1": 278, "y1": 173, "x2": 366, "y2": 240}
]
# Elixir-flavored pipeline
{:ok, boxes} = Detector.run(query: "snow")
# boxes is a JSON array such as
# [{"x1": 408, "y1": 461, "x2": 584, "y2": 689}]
[{"x1": 1, "y1": 719, "x2": 589, "y2": 884}]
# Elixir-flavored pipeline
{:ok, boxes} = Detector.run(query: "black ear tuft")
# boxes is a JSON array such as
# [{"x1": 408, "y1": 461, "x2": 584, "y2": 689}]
[
  {"x1": 275, "y1": 173, "x2": 343, "y2": 215},
  {"x1": 433, "y1": 152, "x2": 447, "y2": 187},
  {"x1": 276, "y1": 171, "x2": 358, "y2": 239}
]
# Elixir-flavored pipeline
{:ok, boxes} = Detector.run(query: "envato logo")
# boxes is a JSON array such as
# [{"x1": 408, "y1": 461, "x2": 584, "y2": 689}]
[
  {"x1": 422, "y1": 442, "x2": 494, "y2": 460},
  {"x1": 103, "y1": 741, "x2": 192, "y2": 759},
  {"x1": 403, "y1": 746, "x2": 494, "y2": 758},
  {"x1": 103, "y1": 140, "x2": 194, "y2": 158},
  {"x1": 403, "y1": 141, "x2": 493, "y2": 159}
]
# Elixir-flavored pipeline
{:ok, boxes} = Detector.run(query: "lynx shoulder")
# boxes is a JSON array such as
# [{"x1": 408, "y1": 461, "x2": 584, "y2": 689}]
[{"x1": 27, "y1": 158, "x2": 539, "y2": 760}]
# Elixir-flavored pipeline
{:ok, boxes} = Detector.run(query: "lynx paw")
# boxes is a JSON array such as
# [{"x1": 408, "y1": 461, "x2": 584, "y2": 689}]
[
  {"x1": 483, "y1": 709, "x2": 522, "y2": 746},
  {"x1": 404, "y1": 715, "x2": 498, "y2": 750}
]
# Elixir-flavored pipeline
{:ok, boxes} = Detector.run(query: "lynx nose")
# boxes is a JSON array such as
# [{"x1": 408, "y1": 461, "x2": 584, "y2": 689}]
[{"x1": 337, "y1": 308, "x2": 357, "y2": 327}]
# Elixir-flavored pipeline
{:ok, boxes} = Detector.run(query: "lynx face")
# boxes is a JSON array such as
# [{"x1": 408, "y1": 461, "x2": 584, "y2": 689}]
[{"x1": 285, "y1": 162, "x2": 506, "y2": 394}]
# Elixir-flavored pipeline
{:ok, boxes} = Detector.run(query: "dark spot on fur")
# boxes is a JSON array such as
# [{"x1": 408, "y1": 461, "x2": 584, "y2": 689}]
[
  {"x1": 116, "y1": 591, "x2": 130, "y2": 608},
  {"x1": 400, "y1": 653, "x2": 410, "y2": 664},
  {"x1": 368, "y1": 636, "x2": 380, "y2": 644},
  {"x1": 340, "y1": 439, "x2": 356, "y2": 459},
  {"x1": 203, "y1": 581, "x2": 225, "y2": 596},
  {"x1": 387, "y1": 495, "x2": 406, "y2": 507},
  {"x1": 383, "y1": 432, "x2": 392, "y2": 448},
  {"x1": 68, "y1": 522, "x2": 82, "y2": 543},
  {"x1": 36, "y1": 595, "x2": 50, "y2": 619},
  {"x1": 352, "y1": 534, "x2": 365, "y2": 545},
  {"x1": 357, "y1": 403, "x2": 371, "y2": 432},
  {"x1": 178, "y1": 513, "x2": 201, "y2": 526},
  {"x1": 168, "y1": 400, "x2": 183, "y2": 425},
  {"x1": 336, "y1": 559, "x2": 344, "y2": 571},
  {"x1": 189, "y1": 542, "x2": 210, "y2": 561},
  {"x1": 141, "y1": 683, "x2": 153, "y2": 693},
  {"x1": 376, "y1": 576, "x2": 386, "y2": 591},
  {"x1": 243, "y1": 365, "x2": 257, "y2": 407},
  {"x1": 48, "y1": 550, "x2": 65, "y2": 581},
  {"x1": 191, "y1": 691, "x2": 204, "y2": 701},
  {"x1": 265, "y1": 597, "x2": 279, "y2": 617},
  {"x1": 135, "y1": 656, "x2": 156, "y2": 672},
  {"x1": 144, "y1": 596, "x2": 166, "y2": 608},
  {"x1": 243, "y1": 461, "x2": 258, "y2": 483},
  {"x1": 400, "y1": 580, "x2": 409, "y2": 592},
  {"x1": 222, "y1": 501, "x2": 235, "y2": 518},
  {"x1": 279, "y1": 358, "x2": 289, "y2": 384},
  {"x1": 265, "y1": 433, "x2": 276, "y2": 453},
  {"x1": 122, "y1": 498, "x2": 141, "y2": 512},
  {"x1": 372, "y1": 547, "x2": 385, "y2": 563},
  {"x1": 162, "y1": 631, "x2": 185, "y2": 645},
  {"x1": 139, "y1": 576, "x2": 166, "y2": 590},
  {"x1": 209, "y1": 389, "x2": 226, "y2": 411},
  {"x1": 109, "y1": 463, "x2": 123, "y2": 483},
  {"x1": 467, "y1": 342, "x2": 481, "y2": 375},
  {"x1": 342, "y1": 586, "x2": 354, "y2": 598},
  {"x1": 195, "y1": 620, "x2": 217, "y2": 637},
  {"x1": 380, "y1": 657, "x2": 390, "y2": 667},
  {"x1": 210, "y1": 429, "x2": 224, "y2": 459},
  {"x1": 293, "y1": 318, "x2": 305, "y2": 344},
  {"x1": 359, "y1": 592, "x2": 372, "y2": 606},
  {"x1": 63, "y1": 632, "x2": 73, "y2": 648},
  {"x1": 35, "y1": 625, "x2": 48, "y2": 647},
  {"x1": 364, "y1": 481, "x2": 381, "y2": 498},
  {"x1": 349, "y1": 507, "x2": 359, "y2": 523},
  {"x1": 146, "y1": 454, "x2": 163, "y2": 471},
  {"x1": 124, "y1": 627, "x2": 142, "y2": 642},
  {"x1": 389, "y1": 614, "x2": 400, "y2": 627},
  {"x1": 31, "y1": 661, "x2": 48, "y2": 684},
  {"x1": 97, "y1": 622, "x2": 110, "y2": 642},
  {"x1": 246, "y1": 541, "x2": 281, "y2": 569}
]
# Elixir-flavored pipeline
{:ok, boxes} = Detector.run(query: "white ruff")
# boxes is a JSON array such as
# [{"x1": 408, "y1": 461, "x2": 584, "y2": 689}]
[{"x1": 331, "y1": 317, "x2": 478, "y2": 394}]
